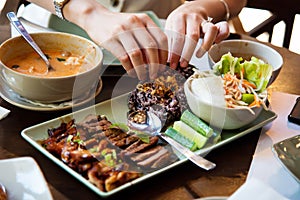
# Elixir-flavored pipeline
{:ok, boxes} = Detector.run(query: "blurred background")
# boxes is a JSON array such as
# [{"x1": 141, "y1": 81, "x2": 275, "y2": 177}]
[
  {"x1": 231, "y1": 7, "x2": 300, "y2": 54},
  {"x1": 1, "y1": 1, "x2": 299, "y2": 54}
]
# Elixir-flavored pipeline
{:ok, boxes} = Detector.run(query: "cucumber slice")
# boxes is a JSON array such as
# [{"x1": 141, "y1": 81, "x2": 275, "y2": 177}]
[
  {"x1": 242, "y1": 93, "x2": 254, "y2": 104},
  {"x1": 165, "y1": 127, "x2": 197, "y2": 151},
  {"x1": 181, "y1": 110, "x2": 213, "y2": 137},
  {"x1": 173, "y1": 121, "x2": 208, "y2": 149}
]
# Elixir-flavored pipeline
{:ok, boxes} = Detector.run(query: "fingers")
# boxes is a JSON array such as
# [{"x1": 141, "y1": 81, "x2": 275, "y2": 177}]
[
  {"x1": 102, "y1": 14, "x2": 168, "y2": 81},
  {"x1": 143, "y1": 19, "x2": 168, "y2": 78},
  {"x1": 165, "y1": 15, "x2": 186, "y2": 70},
  {"x1": 129, "y1": 30, "x2": 159, "y2": 80},
  {"x1": 102, "y1": 39, "x2": 137, "y2": 77},
  {"x1": 214, "y1": 21, "x2": 230, "y2": 43},
  {"x1": 180, "y1": 15, "x2": 200, "y2": 68},
  {"x1": 196, "y1": 20, "x2": 218, "y2": 58}
]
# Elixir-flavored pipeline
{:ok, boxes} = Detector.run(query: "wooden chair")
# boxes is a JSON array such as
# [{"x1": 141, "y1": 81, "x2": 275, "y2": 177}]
[
  {"x1": 0, "y1": 0, "x2": 26, "y2": 43},
  {"x1": 231, "y1": 0, "x2": 299, "y2": 48}
]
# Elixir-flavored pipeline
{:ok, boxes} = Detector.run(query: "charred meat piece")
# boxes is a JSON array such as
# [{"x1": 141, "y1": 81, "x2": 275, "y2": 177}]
[
  {"x1": 150, "y1": 151, "x2": 174, "y2": 169},
  {"x1": 61, "y1": 145, "x2": 97, "y2": 173},
  {"x1": 130, "y1": 145, "x2": 163, "y2": 162},
  {"x1": 123, "y1": 136, "x2": 159, "y2": 155},
  {"x1": 88, "y1": 161, "x2": 141, "y2": 192},
  {"x1": 47, "y1": 119, "x2": 75, "y2": 138},
  {"x1": 105, "y1": 170, "x2": 142, "y2": 192},
  {"x1": 76, "y1": 114, "x2": 112, "y2": 135},
  {"x1": 40, "y1": 114, "x2": 179, "y2": 193},
  {"x1": 136, "y1": 147, "x2": 168, "y2": 168}
]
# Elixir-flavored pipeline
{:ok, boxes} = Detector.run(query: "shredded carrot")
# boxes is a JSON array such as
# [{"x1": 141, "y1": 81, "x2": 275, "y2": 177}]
[
  {"x1": 242, "y1": 80, "x2": 257, "y2": 89},
  {"x1": 222, "y1": 72, "x2": 266, "y2": 110}
]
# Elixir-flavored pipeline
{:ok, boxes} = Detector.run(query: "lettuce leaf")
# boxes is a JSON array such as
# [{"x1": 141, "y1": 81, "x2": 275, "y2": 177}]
[
  {"x1": 213, "y1": 52, "x2": 243, "y2": 75},
  {"x1": 213, "y1": 52, "x2": 273, "y2": 92},
  {"x1": 243, "y1": 57, "x2": 273, "y2": 92}
]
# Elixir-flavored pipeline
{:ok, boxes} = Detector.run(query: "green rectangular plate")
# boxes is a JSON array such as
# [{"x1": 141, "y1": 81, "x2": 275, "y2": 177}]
[{"x1": 21, "y1": 93, "x2": 277, "y2": 197}]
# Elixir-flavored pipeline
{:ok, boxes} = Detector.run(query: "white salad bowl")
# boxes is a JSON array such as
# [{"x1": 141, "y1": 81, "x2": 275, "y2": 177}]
[
  {"x1": 0, "y1": 32, "x2": 103, "y2": 103},
  {"x1": 208, "y1": 39, "x2": 283, "y2": 85},
  {"x1": 184, "y1": 73, "x2": 268, "y2": 130}
]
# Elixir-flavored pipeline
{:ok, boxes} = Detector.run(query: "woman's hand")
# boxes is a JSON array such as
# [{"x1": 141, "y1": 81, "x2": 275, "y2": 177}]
[
  {"x1": 165, "y1": 1, "x2": 230, "y2": 69},
  {"x1": 83, "y1": 7, "x2": 168, "y2": 80}
]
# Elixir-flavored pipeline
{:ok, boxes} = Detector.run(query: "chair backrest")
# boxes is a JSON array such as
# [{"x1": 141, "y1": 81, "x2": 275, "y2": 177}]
[
  {"x1": 239, "y1": 0, "x2": 299, "y2": 48},
  {"x1": 0, "y1": 0, "x2": 22, "y2": 43}
]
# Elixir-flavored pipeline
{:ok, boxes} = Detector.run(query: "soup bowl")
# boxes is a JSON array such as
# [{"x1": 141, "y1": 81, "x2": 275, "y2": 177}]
[
  {"x1": 208, "y1": 39, "x2": 283, "y2": 85},
  {"x1": 0, "y1": 32, "x2": 103, "y2": 103}
]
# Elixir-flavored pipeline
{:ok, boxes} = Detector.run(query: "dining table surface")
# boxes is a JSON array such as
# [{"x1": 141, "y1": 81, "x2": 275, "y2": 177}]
[{"x1": 1, "y1": 9, "x2": 300, "y2": 199}]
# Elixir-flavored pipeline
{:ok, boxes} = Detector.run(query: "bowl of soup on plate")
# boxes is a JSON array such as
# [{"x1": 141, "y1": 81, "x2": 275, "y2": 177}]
[
  {"x1": 208, "y1": 39, "x2": 283, "y2": 86},
  {"x1": 0, "y1": 32, "x2": 103, "y2": 103}
]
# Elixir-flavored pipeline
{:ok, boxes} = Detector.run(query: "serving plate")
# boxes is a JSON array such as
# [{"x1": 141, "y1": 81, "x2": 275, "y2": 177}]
[
  {"x1": 0, "y1": 75, "x2": 102, "y2": 111},
  {"x1": 21, "y1": 93, "x2": 277, "y2": 197},
  {"x1": 272, "y1": 134, "x2": 300, "y2": 183},
  {"x1": 0, "y1": 157, "x2": 53, "y2": 200}
]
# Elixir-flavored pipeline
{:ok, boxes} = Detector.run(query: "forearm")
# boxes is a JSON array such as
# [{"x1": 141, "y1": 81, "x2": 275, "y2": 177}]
[
  {"x1": 192, "y1": 0, "x2": 247, "y2": 21},
  {"x1": 26, "y1": 0, "x2": 109, "y2": 30}
]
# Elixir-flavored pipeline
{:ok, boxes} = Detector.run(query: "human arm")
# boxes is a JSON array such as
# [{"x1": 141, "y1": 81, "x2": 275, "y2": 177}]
[
  {"x1": 26, "y1": 0, "x2": 168, "y2": 80},
  {"x1": 165, "y1": 0, "x2": 247, "y2": 69}
]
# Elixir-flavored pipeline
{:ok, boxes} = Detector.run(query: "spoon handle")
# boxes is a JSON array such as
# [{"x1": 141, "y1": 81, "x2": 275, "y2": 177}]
[
  {"x1": 6, "y1": 12, "x2": 51, "y2": 68},
  {"x1": 160, "y1": 134, "x2": 216, "y2": 170}
]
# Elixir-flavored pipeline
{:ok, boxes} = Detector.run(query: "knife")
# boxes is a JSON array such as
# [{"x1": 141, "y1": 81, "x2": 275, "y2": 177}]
[{"x1": 160, "y1": 133, "x2": 216, "y2": 170}]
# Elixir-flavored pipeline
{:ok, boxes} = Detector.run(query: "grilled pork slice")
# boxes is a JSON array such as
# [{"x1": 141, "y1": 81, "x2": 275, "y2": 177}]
[
  {"x1": 112, "y1": 135, "x2": 140, "y2": 148},
  {"x1": 76, "y1": 114, "x2": 112, "y2": 135},
  {"x1": 124, "y1": 136, "x2": 159, "y2": 155},
  {"x1": 130, "y1": 145, "x2": 163, "y2": 162},
  {"x1": 136, "y1": 147, "x2": 168, "y2": 168},
  {"x1": 150, "y1": 151, "x2": 173, "y2": 169}
]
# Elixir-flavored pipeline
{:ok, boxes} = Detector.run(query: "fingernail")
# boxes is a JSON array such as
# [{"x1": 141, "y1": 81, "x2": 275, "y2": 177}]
[
  {"x1": 196, "y1": 47, "x2": 207, "y2": 58},
  {"x1": 180, "y1": 60, "x2": 188, "y2": 68},
  {"x1": 149, "y1": 70, "x2": 157, "y2": 80},
  {"x1": 127, "y1": 69, "x2": 137, "y2": 78},
  {"x1": 159, "y1": 64, "x2": 166, "y2": 73}
]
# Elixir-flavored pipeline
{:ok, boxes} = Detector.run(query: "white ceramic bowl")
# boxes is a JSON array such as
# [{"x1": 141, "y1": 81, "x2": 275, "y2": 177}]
[
  {"x1": 208, "y1": 39, "x2": 283, "y2": 85},
  {"x1": 184, "y1": 75, "x2": 268, "y2": 130},
  {"x1": 0, "y1": 32, "x2": 103, "y2": 103}
]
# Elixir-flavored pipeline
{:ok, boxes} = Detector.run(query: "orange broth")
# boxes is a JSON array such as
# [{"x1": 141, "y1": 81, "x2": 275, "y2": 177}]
[{"x1": 6, "y1": 50, "x2": 93, "y2": 77}]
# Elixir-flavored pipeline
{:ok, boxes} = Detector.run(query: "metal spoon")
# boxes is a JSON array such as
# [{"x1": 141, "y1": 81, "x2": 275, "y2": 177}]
[
  {"x1": 6, "y1": 12, "x2": 54, "y2": 72},
  {"x1": 127, "y1": 111, "x2": 216, "y2": 170},
  {"x1": 0, "y1": 182, "x2": 7, "y2": 200}
]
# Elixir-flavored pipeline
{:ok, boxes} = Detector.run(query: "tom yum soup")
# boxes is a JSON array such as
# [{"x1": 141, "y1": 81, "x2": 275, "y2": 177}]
[{"x1": 6, "y1": 50, "x2": 93, "y2": 77}]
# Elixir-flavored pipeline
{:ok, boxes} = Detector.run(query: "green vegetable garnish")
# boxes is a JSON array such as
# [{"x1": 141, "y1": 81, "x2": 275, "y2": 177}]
[
  {"x1": 135, "y1": 132, "x2": 150, "y2": 143},
  {"x1": 12, "y1": 65, "x2": 20, "y2": 69},
  {"x1": 213, "y1": 52, "x2": 273, "y2": 92},
  {"x1": 110, "y1": 123, "x2": 129, "y2": 132},
  {"x1": 67, "y1": 135, "x2": 73, "y2": 142},
  {"x1": 73, "y1": 138, "x2": 84, "y2": 145},
  {"x1": 243, "y1": 57, "x2": 273, "y2": 92},
  {"x1": 214, "y1": 52, "x2": 243, "y2": 75},
  {"x1": 56, "y1": 57, "x2": 66, "y2": 62},
  {"x1": 242, "y1": 93, "x2": 255, "y2": 104}
]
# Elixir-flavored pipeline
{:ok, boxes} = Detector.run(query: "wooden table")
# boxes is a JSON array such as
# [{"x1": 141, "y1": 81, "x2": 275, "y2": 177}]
[{"x1": 1, "y1": 29, "x2": 300, "y2": 199}]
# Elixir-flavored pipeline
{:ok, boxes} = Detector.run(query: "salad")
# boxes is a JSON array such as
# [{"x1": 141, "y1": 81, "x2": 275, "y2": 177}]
[{"x1": 212, "y1": 52, "x2": 273, "y2": 112}]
